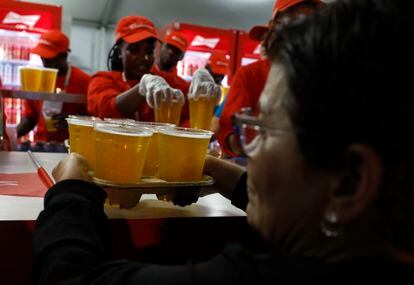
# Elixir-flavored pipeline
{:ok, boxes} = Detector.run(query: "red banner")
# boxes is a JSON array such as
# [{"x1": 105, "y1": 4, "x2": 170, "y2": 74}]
[{"x1": 0, "y1": 1, "x2": 61, "y2": 33}]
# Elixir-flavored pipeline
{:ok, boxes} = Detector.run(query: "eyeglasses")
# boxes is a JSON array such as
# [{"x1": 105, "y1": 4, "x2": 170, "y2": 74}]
[{"x1": 232, "y1": 108, "x2": 295, "y2": 157}]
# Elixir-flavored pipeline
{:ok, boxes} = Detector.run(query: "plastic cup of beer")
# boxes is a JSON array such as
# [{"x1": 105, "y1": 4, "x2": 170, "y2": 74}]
[
  {"x1": 189, "y1": 94, "x2": 218, "y2": 130},
  {"x1": 66, "y1": 116, "x2": 101, "y2": 170},
  {"x1": 20, "y1": 66, "x2": 42, "y2": 92},
  {"x1": 125, "y1": 121, "x2": 175, "y2": 177},
  {"x1": 103, "y1": 118, "x2": 135, "y2": 124},
  {"x1": 155, "y1": 99, "x2": 183, "y2": 125},
  {"x1": 158, "y1": 127, "x2": 213, "y2": 181},
  {"x1": 93, "y1": 123, "x2": 153, "y2": 184},
  {"x1": 39, "y1": 68, "x2": 58, "y2": 93},
  {"x1": 19, "y1": 66, "x2": 27, "y2": 91}
]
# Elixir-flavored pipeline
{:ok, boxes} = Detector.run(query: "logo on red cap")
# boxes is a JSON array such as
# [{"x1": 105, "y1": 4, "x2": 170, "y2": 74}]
[
  {"x1": 115, "y1": 15, "x2": 160, "y2": 43},
  {"x1": 31, "y1": 30, "x2": 70, "y2": 59},
  {"x1": 164, "y1": 31, "x2": 189, "y2": 52}
]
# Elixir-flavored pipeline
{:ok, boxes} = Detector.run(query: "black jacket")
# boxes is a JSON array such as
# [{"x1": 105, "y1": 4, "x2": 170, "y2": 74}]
[{"x1": 33, "y1": 178, "x2": 413, "y2": 285}]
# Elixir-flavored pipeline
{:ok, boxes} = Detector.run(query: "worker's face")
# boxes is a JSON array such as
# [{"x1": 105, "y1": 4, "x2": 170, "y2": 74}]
[
  {"x1": 205, "y1": 64, "x2": 225, "y2": 85},
  {"x1": 120, "y1": 38, "x2": 155, "y2": 81},
  {"x1": 160, "y1": 43, "x2": 184, "y2": 70},
  {"x1": 246, "y1": 62, "x2": 331, "y2": 249},
  {"x1": 41, "y1": 53, "x2": 68, "y2": 76}
]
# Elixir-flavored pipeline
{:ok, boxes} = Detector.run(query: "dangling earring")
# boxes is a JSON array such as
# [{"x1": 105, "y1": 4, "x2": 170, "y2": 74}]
[
  {"x1": 320, "y1": 211, "x2": 343, "y2": 238},
  {"x1": 144, "y1": 54, "x2": 149, "y2": 60}
]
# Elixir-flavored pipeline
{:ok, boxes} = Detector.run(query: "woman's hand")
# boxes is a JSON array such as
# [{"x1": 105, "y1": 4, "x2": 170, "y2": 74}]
[
  {"x1": 52, "y1": 153, "x2": 91, "y2": 182},
  {"x1": 202, "y1": 155, "x2": 246, "y2": 199}
]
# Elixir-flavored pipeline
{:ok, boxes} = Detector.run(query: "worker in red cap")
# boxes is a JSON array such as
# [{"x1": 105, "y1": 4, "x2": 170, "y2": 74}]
[
  {"x1": 155, "y1": 30, "x2": 189, "y2": 75},
  {"x1": 88, "y1": 16, "x2": 219, "y2": 126},
  {"x1": 204, "y1": 53, "x2": 230, "y2": 136},
  {"x1": 218, "y1": 0, "x2": 324, "y2": 157},
  {"x1": 151, "y1": 30, "x2": 191, "y2": 121},
  {"x1": 16, "y1": 30, "x2": 90, "y2": 145},
  {"x1": 205, "y1": 53, "x2": 229, "y2": 85}
]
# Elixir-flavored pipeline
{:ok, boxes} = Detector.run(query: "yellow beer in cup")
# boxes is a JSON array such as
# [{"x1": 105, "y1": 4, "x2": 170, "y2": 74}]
[
  {"x1": 19, "y1": 67, "x2": 27, "y2": 91},
  {"x1": 158, "y1": 127, "x2": 213, "y2": 181},
  {"x1": 66, "y1": 116, "x2": 101, "y2": 170},
  {"x1": 155, "y1": 99, "x2": 183, "y2": 125},
  {"x1": 94, "y1": 123, "x2": 153, "y2": 184},
  {"x1": 189, "y1": 95, "x2": 217, "y2": 130},
  {"x1": 39, "y1": 68, "x2": 58, "y2": 93},
  {"x1": 126, "y1": 121, "x2": 175, "y2": 177},
  {"x1": 20, "y1": 66, "x2": 42, "y2": 92}
]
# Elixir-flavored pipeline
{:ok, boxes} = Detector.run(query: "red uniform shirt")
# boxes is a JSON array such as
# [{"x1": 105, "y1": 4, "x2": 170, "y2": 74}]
[
  {"x1": 0, "y1": 78, "x2": 10, "y2": 150},
  {"x1": 218, "y1": 59, "x2": 270, "y2": 156},
  {"x1": 87, "y1": 67, "x2": 190, "y2": 125},
  {"x1": 22, "y1": 65, "x2": 90, "y2": 142}
]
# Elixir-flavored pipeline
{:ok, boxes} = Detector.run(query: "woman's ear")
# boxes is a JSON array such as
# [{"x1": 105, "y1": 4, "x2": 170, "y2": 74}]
[{"x1": 326, "y1": 144, "x2": 383, "y2": 224}]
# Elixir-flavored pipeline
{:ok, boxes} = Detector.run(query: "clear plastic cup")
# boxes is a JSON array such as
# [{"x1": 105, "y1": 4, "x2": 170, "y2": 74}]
[
  {"x1": 93, "y1": 123, "x2": 153, "y2": 184},
  {"x1": 154, "y1": 99, "x2": 183, "y2": 125},
  {"x1": 189, "y1": 94, "x2": 217, "y2": 130},
  {"x1": 20, "y1": 66, "x2": 42, "y2": 92},
  {"x1": 103, "y1": 118, "x2": 135, "y2": 124},
  {"x1": 158, "y1": 127, "x2": 213, "y2": 181},
  {"x1": 66, "y1": 116, "x2": 101, "y2": 170},
  {"x1": 125, "y1": 121, "x2": 175, "y2": 176},
  {"x1": 39, "y1": 68, "x2": 58, "y2": 93}
]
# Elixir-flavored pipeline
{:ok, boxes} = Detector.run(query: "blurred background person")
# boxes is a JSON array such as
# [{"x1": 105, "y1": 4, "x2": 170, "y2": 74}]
[
  {"x1": 217, "y1": 0, "x2": 324, "y2": 157},
  {"x1": 205, "y1": 53, "x2": 229, "y2": 86},
  {"x1": 153, "y1": 30, "x2": 191, "y2": 118},
  {"x1": 205, "y1": 53, "x2": 230, "y2": 139},
  {"x1": 33, "y1": 1, "x2": 414, "y2": 283},
  {"x1": 16, "y1": 30, "x2": 90, "y2": 150},
  {"x1": 154, "y1": 30, "x2": 189, "y2": 77}
]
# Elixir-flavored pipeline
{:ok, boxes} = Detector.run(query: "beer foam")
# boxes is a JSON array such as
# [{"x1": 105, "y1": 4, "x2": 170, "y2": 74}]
[
  {"x1": 40, "y1": 67, "x2": 58, "y2": 73},
  {"x1": 126, "y1": 121, "x2": 175, "y2": 132},
  {"x1": 69, "y1": 115, "x2": 101, "y2": 121},
  {"x1": 103, "y1": 118, "x2": 135, "y2": 123},
  {"x1": 159, "y1": 127, "x2": 213, "y2": 139},
  {"x1": 66, "y1": 117, "x2": 97, "y2": 127},
  {"x1": 94, "y1": 124, "x2": 153, "y2": 137}
]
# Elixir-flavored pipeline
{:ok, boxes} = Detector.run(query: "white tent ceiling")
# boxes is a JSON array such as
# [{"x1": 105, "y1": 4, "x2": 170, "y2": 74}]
[{"x1": 21, "y1": 0, "x2": 280, "y2": 31}]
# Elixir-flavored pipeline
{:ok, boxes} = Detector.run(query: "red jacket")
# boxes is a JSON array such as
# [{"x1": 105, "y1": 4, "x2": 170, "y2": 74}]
[
  {"x1": 22, "y1": 65, "x2": 90, "y2": 142},
  {"x1": 218, "y1": 59, "x2": 270, "y2": 156},
  {"x1": 87, "y1": 67, "x2": 190, "y2": 125},
  {"x1": 0, "y1": 78, "x2": 10, "y2": 150}
]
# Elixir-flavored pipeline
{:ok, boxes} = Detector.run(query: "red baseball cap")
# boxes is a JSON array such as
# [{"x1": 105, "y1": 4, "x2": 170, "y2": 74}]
[
  {"x1": 208, "y1": 53, "x2": 229, "y2": 75},
  {"x1": 115, "y1": 15, "x2": 160, "y2": 43},
  {"x1": 164, "y1": 31, "x2": 189, "y2": 53},
  {"x1": 249, "y1": 0, "x2": 322, "y2": 41},
  {"x1": 31, "y1": 30, "x2": 70, "y2": 59}
]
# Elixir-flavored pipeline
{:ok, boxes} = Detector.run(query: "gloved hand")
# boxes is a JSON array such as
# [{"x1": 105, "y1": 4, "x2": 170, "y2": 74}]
[
  {"x1": 189, "y1": 68, "x2": 221, "y2": 102},
  {"x1": 139, "y1": 74, "x2": 184, "y2": 108}
]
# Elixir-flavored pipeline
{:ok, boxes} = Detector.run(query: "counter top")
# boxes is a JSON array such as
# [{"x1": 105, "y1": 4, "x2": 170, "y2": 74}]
[
  {"x1": 0, "y1": 151, "x2": 246, "y2": 221},
  {"x1": 0, "y1": 89, "x2": 86, "y2": 104}
]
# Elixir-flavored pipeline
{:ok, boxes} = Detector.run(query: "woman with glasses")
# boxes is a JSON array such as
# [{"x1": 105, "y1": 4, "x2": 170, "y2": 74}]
[{"x1": 33, "y1": 0, "x2": 414, "y2": 284}]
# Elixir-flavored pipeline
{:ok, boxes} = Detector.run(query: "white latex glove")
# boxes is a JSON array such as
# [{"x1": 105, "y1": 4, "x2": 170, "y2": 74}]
[
  {"x1": 189, "y1": 68, "x2": 221, "y2": 102},
  {"x1": 139, "y1": 74, "x2": 185, "y2": 108}
]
